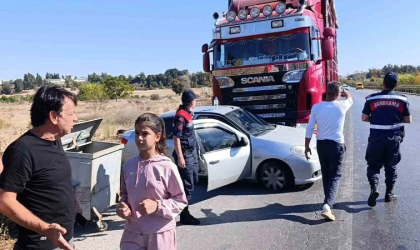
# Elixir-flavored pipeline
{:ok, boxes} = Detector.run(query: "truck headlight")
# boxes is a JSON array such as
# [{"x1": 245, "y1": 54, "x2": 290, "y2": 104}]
[
  {"x1": 215, "y1": 76, "x2": 235, "y2": 88},
  {"x1": 238, "y1": 9, "x2": 247, "y2": 20},
  {"x1": 250, "y1": 7, "x2": 260, "y2": 19},
  {"x1": 275, "y1": 3, "x2": 286, "y2": 15},
  {"x1": 263, "y1": 5, "x2": 273, "y2": 17},
  {"x1": 282, "y1": 69, "x2": 305, "y2": 83},
  {"x1": 290, "y1": 145, "x2": 318, "y2": 159},
  {"x1": 226, "y1": 11, "x2": 236, "y2": 22}
]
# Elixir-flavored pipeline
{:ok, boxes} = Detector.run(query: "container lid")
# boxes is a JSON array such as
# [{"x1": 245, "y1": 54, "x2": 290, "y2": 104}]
[{"x1": 61, "y1": 118, "x2": 103, "y2": 151}]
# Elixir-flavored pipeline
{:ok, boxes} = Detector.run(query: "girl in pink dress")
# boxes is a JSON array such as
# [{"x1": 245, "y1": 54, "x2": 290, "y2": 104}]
[{"x1": 118, "y1": 113, "x2": 188, "y2": 250}]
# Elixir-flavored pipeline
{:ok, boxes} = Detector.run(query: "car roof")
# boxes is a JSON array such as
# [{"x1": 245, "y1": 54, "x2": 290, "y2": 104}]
[{"x1": 160, "y1": 105, "x2": 240, "y2": 118}]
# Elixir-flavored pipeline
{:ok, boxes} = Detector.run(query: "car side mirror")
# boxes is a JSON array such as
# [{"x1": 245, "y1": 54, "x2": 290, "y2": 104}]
[
  {"x1": 232, "y1": 136, "x2": 248, "y2": 148},
  {"x1": 239, "y1": 136, "x2": 248, "y2": 147}
]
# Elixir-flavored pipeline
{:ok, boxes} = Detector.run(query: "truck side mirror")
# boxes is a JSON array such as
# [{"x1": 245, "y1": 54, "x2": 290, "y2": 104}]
[
  {"x1": 321, "y1": 39, "x2": 334, "y2": 61},
  {"x1": 203, "y1": 52, "x2": 210, "y2": 73},
  {"x1": 202, "y1": 43, "x2": 210, "y2": 73},
  {"x1": 321, "y1": 27, "x2": 336, "y2": 61},
  {"x1": 202, "y1": 43, "x2": 209, "y2": 53},
  {"x1": 323, "y1": 27, "x2": 336, "y2": 38}
]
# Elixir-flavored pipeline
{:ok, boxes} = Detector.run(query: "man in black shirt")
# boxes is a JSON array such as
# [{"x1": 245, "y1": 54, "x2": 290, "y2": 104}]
[{"x1": 0, "y1": 86, "x2": 77, "y2": 250}]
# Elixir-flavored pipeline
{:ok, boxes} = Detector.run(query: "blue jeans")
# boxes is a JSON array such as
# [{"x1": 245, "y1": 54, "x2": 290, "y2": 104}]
[{"x1": 316, "y1": 140, "x2": 346, "y2": 207}]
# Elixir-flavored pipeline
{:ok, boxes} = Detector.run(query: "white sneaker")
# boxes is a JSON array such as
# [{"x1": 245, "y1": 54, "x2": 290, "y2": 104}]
[{"x1": 321, "y1": 204, "x2": 335, "y2": 221}]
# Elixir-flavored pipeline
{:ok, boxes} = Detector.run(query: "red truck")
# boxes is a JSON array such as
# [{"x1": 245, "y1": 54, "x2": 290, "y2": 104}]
[{"x1": 202, "y1": 0, "x2": 339, "y2": 127}]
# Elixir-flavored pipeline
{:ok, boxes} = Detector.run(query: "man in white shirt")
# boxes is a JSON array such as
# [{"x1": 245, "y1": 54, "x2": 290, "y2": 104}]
[{"x1": 304, "y1": 82, "x2": 353, "y2": 221}]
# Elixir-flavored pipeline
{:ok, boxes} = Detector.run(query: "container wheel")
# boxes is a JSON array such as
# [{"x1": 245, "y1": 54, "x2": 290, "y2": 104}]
[{"x1": 96, "y1": 221, "x2": 108, "y2": 232}]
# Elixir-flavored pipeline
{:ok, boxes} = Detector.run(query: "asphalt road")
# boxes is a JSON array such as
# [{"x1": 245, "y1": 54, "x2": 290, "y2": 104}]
[{"x1": 73, "y1": 88, "x2": 420, "y2": 250}]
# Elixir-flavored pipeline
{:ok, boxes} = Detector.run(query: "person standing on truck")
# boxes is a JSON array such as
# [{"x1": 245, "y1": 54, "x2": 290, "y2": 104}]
[
  {"x1": 361, "y1": 72, "x2": 412, "y2": 207},
  {"x1": 0, "y1": 86, "x2": 77, "y2": 250},
  {"x1": 172, "y1": 89, "x2": 201, "y2": 225},
  {"x1": 305, "y1": 82, "x2": 353, "y2": 221}
]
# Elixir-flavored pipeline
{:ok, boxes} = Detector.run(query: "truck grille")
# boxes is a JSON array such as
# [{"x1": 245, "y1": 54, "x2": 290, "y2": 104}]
[
  {"x1": 219, "y1": 71, "x2": 301, "y2": 125},
  {"x1": 233, "y1": 94, "x2": 286, "y2": 102},
  {"x1": 232, "y1": 85, "x2": 286, "y2": 93}
]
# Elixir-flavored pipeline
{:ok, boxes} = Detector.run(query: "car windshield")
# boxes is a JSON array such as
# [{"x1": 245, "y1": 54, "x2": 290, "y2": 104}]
[
  {"x1": 225, "y1": 108, "x2": 275, "y2": 136},
  {"x1": 214, "y1": 31, "x2": 310, "y2": 69}
]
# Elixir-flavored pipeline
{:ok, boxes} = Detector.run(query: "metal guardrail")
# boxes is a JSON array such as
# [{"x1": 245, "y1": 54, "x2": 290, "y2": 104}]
[{"x1": 362, "y1": 85, "x2": 420, "y2": 95}]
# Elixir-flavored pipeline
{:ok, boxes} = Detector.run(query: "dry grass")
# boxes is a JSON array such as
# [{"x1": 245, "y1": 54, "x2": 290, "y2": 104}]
[
  {"x1": 0, "y1": 88, "x2": 211, "y2": 154},
  {"x1": 0, "y1": 118, "x2": 12, "y2": 130},
  {"x1": 0, "y1": 213, "x2": 17, "y2": 250},
  {"x1": 0, "y1": 236, "x2": 15, "y2": 250}
]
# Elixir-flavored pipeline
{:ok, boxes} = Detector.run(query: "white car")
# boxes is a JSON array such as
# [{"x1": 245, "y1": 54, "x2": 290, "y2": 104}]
[
  {"x1": 120, "y1": 105, "x2": 321, "y2": 192},
  {"x1": 342, "y1": 84, "x2": 350, "y2": 90}
]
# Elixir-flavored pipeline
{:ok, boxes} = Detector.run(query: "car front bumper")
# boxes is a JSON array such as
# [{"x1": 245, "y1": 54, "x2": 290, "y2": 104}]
[{"x1": 284, "y1": 153, "x2": 322, "y2": 185}]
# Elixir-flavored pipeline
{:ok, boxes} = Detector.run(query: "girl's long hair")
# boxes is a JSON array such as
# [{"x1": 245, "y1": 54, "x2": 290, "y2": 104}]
[{"x1": 134, "y1": 113, "x2": 167, "y2": 156}]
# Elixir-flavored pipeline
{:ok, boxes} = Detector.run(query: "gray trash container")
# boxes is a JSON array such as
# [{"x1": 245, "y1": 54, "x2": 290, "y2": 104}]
[{"x1": 61, "y1": 118, "x2": 124, "y2": 231}]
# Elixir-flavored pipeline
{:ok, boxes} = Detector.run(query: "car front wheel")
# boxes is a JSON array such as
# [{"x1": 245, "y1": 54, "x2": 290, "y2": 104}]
[{"x1": 259, "y1": 161, "x2": 293, "y2": 191}]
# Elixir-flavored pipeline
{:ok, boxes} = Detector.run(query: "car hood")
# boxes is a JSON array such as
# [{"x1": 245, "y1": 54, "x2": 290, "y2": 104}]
[{"x1": 255, "y1": 125, "x2": 316, "y2": 147}]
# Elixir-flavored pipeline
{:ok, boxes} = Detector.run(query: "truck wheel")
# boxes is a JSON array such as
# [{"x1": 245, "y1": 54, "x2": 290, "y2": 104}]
[{"x1": 259, "y1": 161, "x2": 293, "y2": 191}]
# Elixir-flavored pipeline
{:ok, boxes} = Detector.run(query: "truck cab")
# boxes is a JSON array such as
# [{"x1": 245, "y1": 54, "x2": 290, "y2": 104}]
[{"x1": 202, "y1": 0, "x2": 339, "y2": 127}]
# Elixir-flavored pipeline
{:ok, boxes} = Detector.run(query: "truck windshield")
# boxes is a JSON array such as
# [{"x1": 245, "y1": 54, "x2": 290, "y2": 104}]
[
  {"x1": 214, "y1": 32, "x2": 310, "y2": 69},
  {"x1": 226, "y1": 108, "x2": 273, "y2": 136}
]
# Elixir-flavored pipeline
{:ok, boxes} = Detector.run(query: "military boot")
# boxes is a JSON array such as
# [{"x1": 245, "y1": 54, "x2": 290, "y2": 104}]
[
  {"x1": 368, "y1": 183, "x2": 379, "y2": 207},
  {"x1": 180, "y1": 205, "x2": 200, "y2": 225},
  {"x1": 385, "y1": 185, "x2": 397, "y2": 202}
]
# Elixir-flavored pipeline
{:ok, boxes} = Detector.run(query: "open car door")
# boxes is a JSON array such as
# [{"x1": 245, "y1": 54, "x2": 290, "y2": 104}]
[{"x1": 193, "y1": 119, "x2": 251, "y2": 191}]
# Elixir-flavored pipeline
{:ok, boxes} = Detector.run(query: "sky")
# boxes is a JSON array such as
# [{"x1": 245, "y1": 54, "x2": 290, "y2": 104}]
[{"x1": 0, "y1": 0, "x2": 419, "y2": 80}]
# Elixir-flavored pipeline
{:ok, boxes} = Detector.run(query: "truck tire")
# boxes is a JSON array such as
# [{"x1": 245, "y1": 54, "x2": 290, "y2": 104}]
[{"x1": 259, "y1": 161, "x2": 293, "y2": 192}]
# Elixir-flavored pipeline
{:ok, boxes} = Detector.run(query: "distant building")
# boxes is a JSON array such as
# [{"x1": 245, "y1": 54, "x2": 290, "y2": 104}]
[
  {"x1": 45, "y1": 79, "x2": 65, "y2": 85},
  {"x1": 74, "y1": 76, "x2": 87, "y2": 83},
  {"x1": 64, "y1": 75, "x2": 87, "y2": 83}
]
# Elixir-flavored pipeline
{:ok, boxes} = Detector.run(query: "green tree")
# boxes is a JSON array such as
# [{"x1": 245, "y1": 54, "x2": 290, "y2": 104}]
[
  {"x1": 102, "y1": 77, "x2": 134, "y2": 101},
  {"x1": 35, "y1": 74, "x2": 43, "y2": 86},
  {"x1": 65, "y1": 79, "x2": 74, "y2": 88},
  {"x1": 101, "y1": 72, "x2": 110, "y2": 82},
  {"x1": 150, "y1": 81, "x2": 158, "y2": 89},
  {"x1": 118, "y1": 75, "x2": 127, "y2": 82},
  {"x1": 23, "y1": 73, "x2": 35, "y2": 90},
  {"x1": 127, "y1": 74, "x2": 134, "y2": 84},
  {"x1": 1, "y1": 84, "x2": 12, "y2": 95},
  {"x1": 171, "y1": 75, "x2": 191, "y2": 95},
  {"x1": 14, "y1": 79, "x2": 24, "y2": 93},
  {"x1": 78, "y1": 83, "x2": 109, "y2": 101},
  {"x1": 88, "y1": 73, "x2": 102, "y2": 83}
]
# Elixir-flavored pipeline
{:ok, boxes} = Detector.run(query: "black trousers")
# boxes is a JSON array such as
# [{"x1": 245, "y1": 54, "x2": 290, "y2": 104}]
[
  {"x1": 316, "y1": 140, "x2": 346, "y2": 207},
  {"x1": 173, "y1": 148, "x2": 199, "y2": 201},
  {"x1": 365, "y1": 135, "x2": 402, "y2": 187}
]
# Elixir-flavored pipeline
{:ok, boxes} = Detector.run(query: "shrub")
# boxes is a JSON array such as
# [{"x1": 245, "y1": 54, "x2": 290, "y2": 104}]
[
  {"x1": 150, "y1": 94, "x2": 160, "y2": 100},
  {"x1": 78, "y1": 83, "x2": 109, "y2": 101}
]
